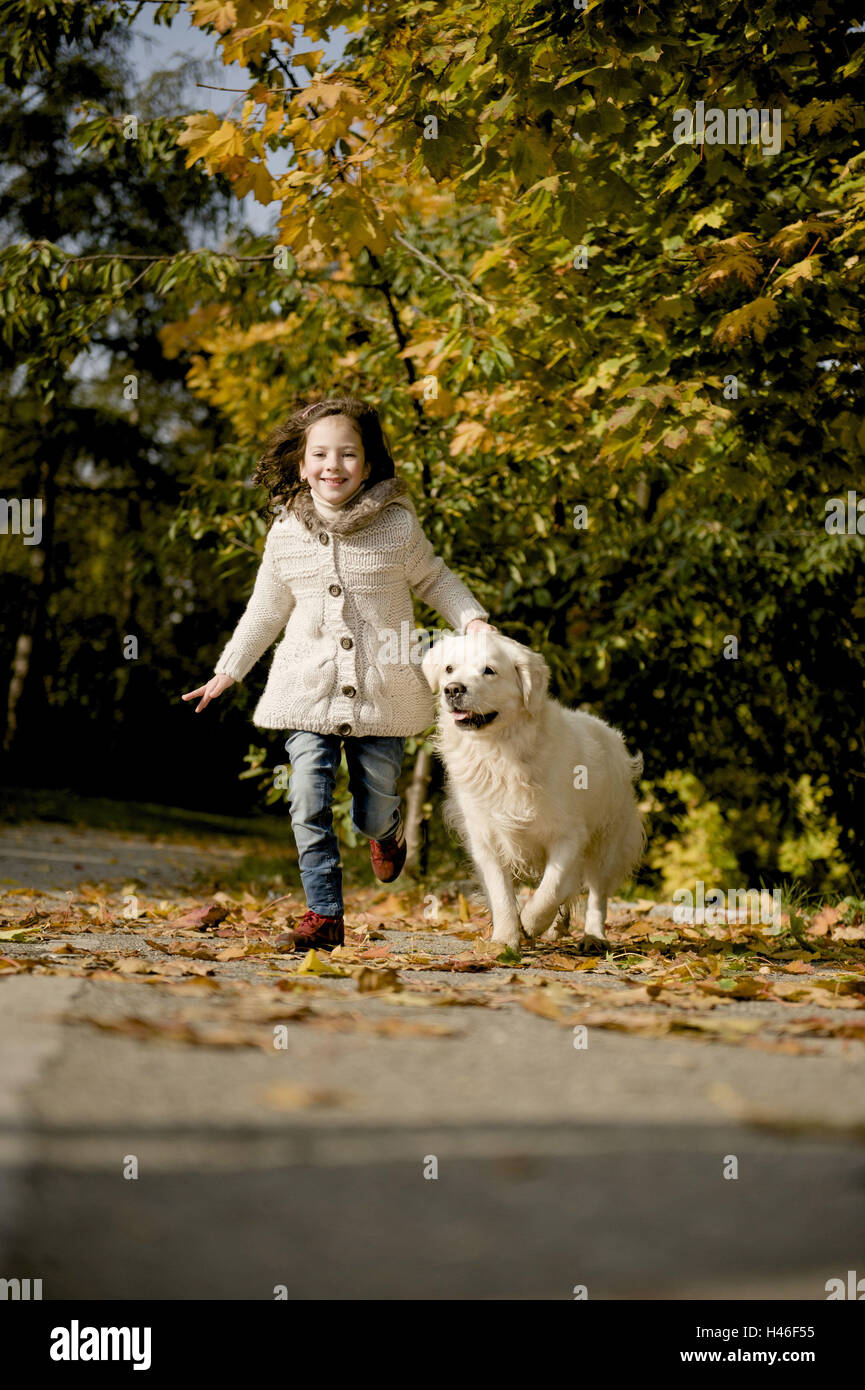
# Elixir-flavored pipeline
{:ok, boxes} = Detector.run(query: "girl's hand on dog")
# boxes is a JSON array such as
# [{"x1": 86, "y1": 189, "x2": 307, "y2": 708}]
[
  {"x1": 182, "y1": 672, "x2": 236, "y2": 712},
  {"x1": 465, "y1": 618, "x2": 497, "y2": 634}
]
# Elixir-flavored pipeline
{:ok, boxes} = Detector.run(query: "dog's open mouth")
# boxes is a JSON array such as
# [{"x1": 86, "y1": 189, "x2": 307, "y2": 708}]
[{"x1": 447, "y1": 708, "x2": 499, "y2": 729}]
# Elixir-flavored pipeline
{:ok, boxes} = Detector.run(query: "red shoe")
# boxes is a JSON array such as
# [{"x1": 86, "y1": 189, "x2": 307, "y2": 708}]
[
  {"x1": 370, "y1": 816, "x2": 407, "y2": 883},
  {"x1": 275, "y1": 908, "x2": 344, "y2": 953}
]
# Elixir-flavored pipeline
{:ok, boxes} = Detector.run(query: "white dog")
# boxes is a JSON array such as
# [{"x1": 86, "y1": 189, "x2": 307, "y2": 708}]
[{"x1": 421, "y1": 631, "x2": 645, "y2": 951}]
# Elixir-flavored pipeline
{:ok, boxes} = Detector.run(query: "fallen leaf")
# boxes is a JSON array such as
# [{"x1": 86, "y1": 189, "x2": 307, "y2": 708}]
[
  {"x1": 808, "y1": 906, "x2": 840, "y2": 936},
  {"x1": 165, "y1": 904, "x2": 230, "y2": 931},
  {"x1": 73, "y1": 1010, "x2": 313, "y2": 1047},
  {"x1": 145, "y1": 939, "x2": 217, "y2": 959},
  {"x1": 114, "y1": 956, "x2": 214, "y2": 977},
  {"x1": 697, "y1": 975, "x2": 769, "y2": 1000},
  {"x1": 356, "y1": 966, "x2": 401, "y2": 993},
  {"x1": 0, "y1": 954, "x2": 29, "y2": 972},
  {"x1": 340, "y1": 1016, "x2": 457, "y2": 1038},
  {"x1": 439, "y1": 954, "x2": 498, "y2": 972},
  {"x1": 296, "y1": 950, "x2": 350, "y2": 977},
  {"x1": 258, "y1": 1082, "x2": 357, "y2": 1110}
]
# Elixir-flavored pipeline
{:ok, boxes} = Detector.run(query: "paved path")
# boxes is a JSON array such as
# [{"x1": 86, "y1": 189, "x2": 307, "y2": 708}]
[{"x1": 0, "y1": 821, "x2": 862, "y2": 1300}]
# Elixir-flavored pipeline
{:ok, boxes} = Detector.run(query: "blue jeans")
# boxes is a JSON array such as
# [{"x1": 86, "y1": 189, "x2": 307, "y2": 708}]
[{"x1": 283, "y1": 730, "x2": 407, "y2": 917}]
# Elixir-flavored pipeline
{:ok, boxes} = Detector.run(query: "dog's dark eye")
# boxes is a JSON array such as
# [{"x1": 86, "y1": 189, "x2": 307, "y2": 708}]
[
  {"x1": 483, "y1": 666, "x2": 496, "y2": 676},
  {"x1": 445, "y1": 665, "x2": 452, "y2": 674}
]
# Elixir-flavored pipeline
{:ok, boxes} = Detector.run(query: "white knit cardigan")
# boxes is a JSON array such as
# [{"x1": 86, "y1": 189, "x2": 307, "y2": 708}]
[{"x1": 214, "y1": 477, "x2": 489, "y2": 737}]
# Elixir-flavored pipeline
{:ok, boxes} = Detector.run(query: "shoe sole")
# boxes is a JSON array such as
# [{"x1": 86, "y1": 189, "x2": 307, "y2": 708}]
[
  {"x1": 371, "y1": 847, "x2": 407, "y2": 883},
  {"x1": 275, "y1": 933, "x2": 344, "y2": 953}
]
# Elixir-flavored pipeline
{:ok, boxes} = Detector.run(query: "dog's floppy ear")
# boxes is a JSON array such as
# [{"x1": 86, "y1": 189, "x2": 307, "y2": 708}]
[
  {"x1": 421, "y1": 634, "x2": 449, "y2": 693},
  {"x1": 512, "y1": 645, "x2": 550, "y2": 714}
]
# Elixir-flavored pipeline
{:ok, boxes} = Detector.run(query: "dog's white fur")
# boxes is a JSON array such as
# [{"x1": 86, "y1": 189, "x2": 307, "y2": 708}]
[{"x1": 421, "y1": 632, "x2": 645, "y2": 951}]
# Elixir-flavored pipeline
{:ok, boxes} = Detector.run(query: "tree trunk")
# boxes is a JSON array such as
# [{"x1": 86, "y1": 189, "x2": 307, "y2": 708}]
[
  {"x1": 404, "y1": 742, "x2": 432, "y2": 876},
  {"x1": 3, "y1": 631, "x2": 33, "y2": 754}
]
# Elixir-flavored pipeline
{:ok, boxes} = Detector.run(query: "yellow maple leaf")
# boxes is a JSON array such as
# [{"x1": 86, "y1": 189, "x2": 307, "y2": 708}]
[
  {"x1": 297, "y1": 949, "x2": 348, "y2": 977},
  {"x1": 176, "y1": 111, "x2": 221, "y2": 162},
  {"x1": 190, "y1": 0, "x2": 237, "y2": 34},
  {"x1": 693, "y1": 251, "x2": 762, "y2": 295},
  {"x1": 252, "y1": 162, "x2": 277, "y2": 205},
  {"x1": 713, "y1": 296, "x2": 779, "y2": 346},
  {"x1": 261, "y1": 103, "x2": 286, "y2": 140},
  {"x1": 771, "y1": 256, "x2": 818, "y2": 295},
  {"x1": 449, "y1": 419, "x2": 489, "y2": 456}
]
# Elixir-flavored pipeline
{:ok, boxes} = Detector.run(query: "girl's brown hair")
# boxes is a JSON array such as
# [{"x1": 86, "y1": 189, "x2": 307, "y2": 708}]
[{"x1": 253, "y1": 396, "x2": 397, "y2": 520}]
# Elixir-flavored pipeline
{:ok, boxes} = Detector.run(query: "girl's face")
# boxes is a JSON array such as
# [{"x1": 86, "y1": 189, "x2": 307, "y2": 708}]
[{"x1": 300, "y1": 415, "x2": 369, "y2": 505}]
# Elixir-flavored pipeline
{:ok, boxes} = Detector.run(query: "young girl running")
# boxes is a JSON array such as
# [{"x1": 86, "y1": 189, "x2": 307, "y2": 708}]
[{"x1": 183, "y1": 396, "x2": 495, "y2": 952}]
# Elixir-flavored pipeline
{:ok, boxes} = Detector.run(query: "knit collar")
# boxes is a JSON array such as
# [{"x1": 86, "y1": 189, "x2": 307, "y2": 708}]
[{"x1": 291, "y1": 476, "x2": 415, "y2": 536}]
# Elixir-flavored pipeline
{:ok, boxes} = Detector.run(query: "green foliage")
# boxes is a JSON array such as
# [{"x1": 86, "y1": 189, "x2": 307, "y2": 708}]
[
  {"x1": 778, "y1": 776, "x2": 847, "y2": 886},
  {"x1": 646, "y1": 771, "x2": 741, "y2": 897},
  {"x1": 646, "y1": 769, "x2": 855, "y2": 898}
]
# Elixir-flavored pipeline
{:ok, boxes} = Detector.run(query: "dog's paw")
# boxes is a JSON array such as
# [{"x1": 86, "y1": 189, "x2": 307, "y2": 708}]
[
  {"x1": 519, "y1": 911, "x2": 547, "y2": 940},
  {"x1": 491, "y1": 928, "x2": 521, "y2": 953},
  {"x1": 579, "y1": 932, "x2": 608, "y2": 955}
]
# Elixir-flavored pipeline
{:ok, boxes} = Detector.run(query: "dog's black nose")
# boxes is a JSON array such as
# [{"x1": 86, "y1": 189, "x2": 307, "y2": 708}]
[{"x1": 444, "y1": 682, "x2": 466, "y2": 700}]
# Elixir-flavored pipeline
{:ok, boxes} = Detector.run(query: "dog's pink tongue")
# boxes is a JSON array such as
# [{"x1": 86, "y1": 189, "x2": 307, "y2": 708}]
[{"x1": 452, "y1": 711, "x2": 472, "y2": 720}]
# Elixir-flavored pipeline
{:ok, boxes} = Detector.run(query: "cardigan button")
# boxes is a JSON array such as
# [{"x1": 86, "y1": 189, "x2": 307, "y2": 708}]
[
  {"x1": 337, "y1": 723, "x2": 352, "y2": 736},
  {"x1": 329, "y1": 583, "x2": 341, "y2": 596},
  {"x1": 342, "y1": 685, "x2": 356, "y2": 697},
  {"x1": 340, "y1": 636, "x2": 353, "y2": 650},
  {"x1": 318, "y1": 532, "x2": 329, "y2": 544}
]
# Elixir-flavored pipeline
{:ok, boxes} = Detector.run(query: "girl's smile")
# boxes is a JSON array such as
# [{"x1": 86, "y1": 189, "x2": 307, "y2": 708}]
[{"x1": 301, "y1": 415, "x2": 370, "y2": 505}]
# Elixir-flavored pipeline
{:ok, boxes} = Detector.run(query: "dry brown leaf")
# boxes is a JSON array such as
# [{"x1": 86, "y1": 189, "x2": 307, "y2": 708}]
[
  {"x1": 158, "y1": 979, "x2": 224, "y2": 995},
  {"x1": 165, "y1": 903, "x2": 230, "y2": 932},
  {"x1": 73, "y1": 1008, "x2": 314, "y2": 1047},
  {"x1": 334, "y1": 1015, "x2": 458, "y2": 1038},
  {"x1": 768, "y1": 977, "x2": 865, "y2": 1008},
  {"x1": 742, "y1": 1037, "x2": 825, "y2": 1055},
  {"x1": 808, "y1": 906, "x2": 840, "y2": 936},
  {"x1": 383, "y1": 985, "x2": 502, "y2": 1009},
  {"x1": 145, "y1": 938, "x2": 215, "y2": 958},
  {"x1": 439, "y1": 955, "x2": 499, "y2": 972},
  {"x1": 257, "y1": 1082, "x2": 357, "y2": 1110},
  {"x1": 0, "y1": 954, "x2": 30, "y2": 972},
  {"x1": 540, "y1": 952, "x2": 582, "y2": 971},
  {"x1": 114, "y1": 956, "x2": 214, "y2": 977},
  {"x1": 697, "y1": 976, "x2": 769, "y2": 1000},
  {"x1": 356, "y1": 966, "x2": 401, "y2": 993}
]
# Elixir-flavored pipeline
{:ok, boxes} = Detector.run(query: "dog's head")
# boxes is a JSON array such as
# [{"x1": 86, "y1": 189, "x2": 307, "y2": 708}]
[{"x1": 420, "y1": 631, "x2": 550, "y2": 732}]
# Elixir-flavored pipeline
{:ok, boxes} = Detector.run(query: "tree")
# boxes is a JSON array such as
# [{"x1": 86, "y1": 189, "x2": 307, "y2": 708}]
[{"x1": 0, "y1": 0, "x2": 248, "y2": 804}]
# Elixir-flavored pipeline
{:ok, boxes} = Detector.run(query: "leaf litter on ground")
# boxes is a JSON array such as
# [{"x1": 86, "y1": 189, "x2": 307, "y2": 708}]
[{"x1": 2, "y1": 882, "x2": 865, "y2": 1052}]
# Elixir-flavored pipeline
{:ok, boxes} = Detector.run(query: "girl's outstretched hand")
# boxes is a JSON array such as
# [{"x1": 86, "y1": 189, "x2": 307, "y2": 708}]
[{"x1": 182, "y1": 672, "x2": 235, "y2": 712}]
